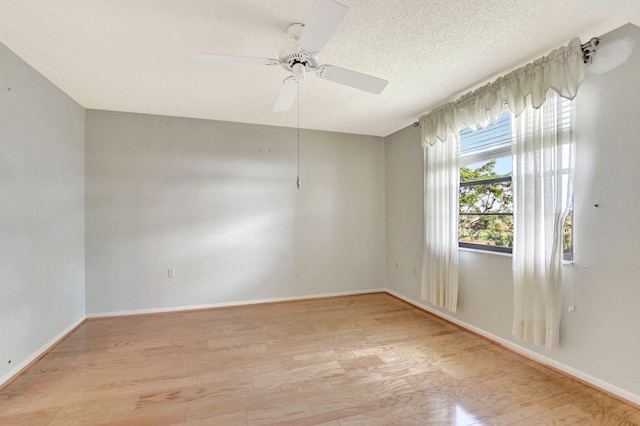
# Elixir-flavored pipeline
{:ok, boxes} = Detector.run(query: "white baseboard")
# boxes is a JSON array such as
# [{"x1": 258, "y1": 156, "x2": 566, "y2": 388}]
[
  {"x1": 86, "y1": 288, "x2": 386, "y2": 319},
  {"x1": 0, "y1": 316, "x2": 85, "y2": 389},
  {"x1": 384, "y1": 288, "x2": 640, "y2": 408}
]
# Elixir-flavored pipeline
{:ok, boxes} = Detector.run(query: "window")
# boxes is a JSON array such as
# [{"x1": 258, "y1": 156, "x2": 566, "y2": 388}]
[
  {"x1": 458, "y1": 113, "x2": 513, "y2": 253},
  {"x1": 457, "y1": 106, "x2": 574, "y2": 259}
]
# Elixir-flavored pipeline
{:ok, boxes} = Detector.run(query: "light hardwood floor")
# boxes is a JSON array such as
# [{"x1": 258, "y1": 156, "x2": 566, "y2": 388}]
[{"x1": 1, "y1": 293, "x2": 638, "y2": 425}]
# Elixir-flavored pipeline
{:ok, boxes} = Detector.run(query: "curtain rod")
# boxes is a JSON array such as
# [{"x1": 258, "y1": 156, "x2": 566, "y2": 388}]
[
  {"x1": 412, "y1": 37, "x2": 600, "y2": 128},
  {"x1": 581, "y1": 37, "x2": 599, "y2": 63}
]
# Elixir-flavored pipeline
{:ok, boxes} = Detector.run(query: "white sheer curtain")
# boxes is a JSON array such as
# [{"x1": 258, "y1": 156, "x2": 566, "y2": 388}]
[
  {"x1": 512, "y1": 92, "x2": 575, "y2": 350},
  {"x1": 418, "y1": 37, "x2": 588, "y2": 332},
  {"x1": 421, "y1": 130, "x2": 459, "y2": 312}
]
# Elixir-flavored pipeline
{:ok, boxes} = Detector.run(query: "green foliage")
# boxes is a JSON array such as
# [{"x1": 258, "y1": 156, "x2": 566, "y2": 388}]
[
  {"x1": 459, "y1": 160, "x2": 573, "y2": 255},
  {"x1": 459, "y1": 160, "x2": 513, "y2": 247},
  {"x1": 563, "y1": 213, "x2": 573, "y2": 256}
]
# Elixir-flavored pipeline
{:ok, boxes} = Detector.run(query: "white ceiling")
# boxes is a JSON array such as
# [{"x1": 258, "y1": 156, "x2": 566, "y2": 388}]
[{"x1": 0, "y1": 0, "x2": 628, "y2": 137}]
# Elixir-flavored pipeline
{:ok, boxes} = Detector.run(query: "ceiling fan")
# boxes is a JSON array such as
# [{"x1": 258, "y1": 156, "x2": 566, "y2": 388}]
[{"x1": 194, "y1": 0, "x2": 389, "y2": 112}]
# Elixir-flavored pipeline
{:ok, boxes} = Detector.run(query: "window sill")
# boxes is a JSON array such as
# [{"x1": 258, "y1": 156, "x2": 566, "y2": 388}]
[
  {"x1": 459, "y1": 247, "x2": 575, "y2": 265},
  {"x1": 459, "y1": 247, "x2": 512, "y2": 257}
]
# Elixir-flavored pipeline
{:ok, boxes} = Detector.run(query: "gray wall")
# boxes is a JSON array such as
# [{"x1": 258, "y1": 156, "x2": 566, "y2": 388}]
[
  {"x1": 0, "y1": 43, "x2": 85, "y2": 382},
  {"x1": 85, "y1": 110, "x2": 385, "y2": 314},
  {"x1": 385, "y1": 23, "x2": 640, "y2": 401}
]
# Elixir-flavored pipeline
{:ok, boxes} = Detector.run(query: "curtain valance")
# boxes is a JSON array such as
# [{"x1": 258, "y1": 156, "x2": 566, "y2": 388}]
[{"x1": 419, "y1": 38, "x2": 586, "y2": 147}]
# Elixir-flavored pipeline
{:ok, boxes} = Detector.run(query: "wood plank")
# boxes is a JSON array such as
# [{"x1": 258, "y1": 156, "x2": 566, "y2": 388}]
[{"x1": 0, "y1": 293, "x2": 638, "y2": 424}]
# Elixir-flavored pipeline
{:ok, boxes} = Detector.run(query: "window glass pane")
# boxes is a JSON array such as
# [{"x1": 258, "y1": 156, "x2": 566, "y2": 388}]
[
  {"x1": 563, "y1": 210, "x2": 573, "y2": 260},
  {"x1": 460, "y1": 180, "x2": 512, "y2": 214},
  {"x1": 459, "y1": 157, "x2": 513, "y2": 250},
  {"x1": 461, "y1": 157, "x2": 512, "y2": 182},
  {"x1": 459, "y1": 215, "x2": 514, "y2": 248}
]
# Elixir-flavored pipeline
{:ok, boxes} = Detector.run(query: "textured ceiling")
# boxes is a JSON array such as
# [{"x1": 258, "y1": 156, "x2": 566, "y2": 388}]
[{"x1": 0, "y1": 0, "x2": 626, "y2": 137}]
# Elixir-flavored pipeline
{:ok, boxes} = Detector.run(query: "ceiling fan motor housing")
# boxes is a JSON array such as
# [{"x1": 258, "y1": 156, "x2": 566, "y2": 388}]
[{"x1": 278, "y1": 40, "x2": 319, "y2": 73}]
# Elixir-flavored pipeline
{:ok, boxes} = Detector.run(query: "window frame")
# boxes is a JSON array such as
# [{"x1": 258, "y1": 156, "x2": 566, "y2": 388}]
[
  {"x1": 456, "y1": 103, "x2": 575, "y2": 260},
  {"x1": 459, "y1": 174, "x2": 513, "y2": 254}
]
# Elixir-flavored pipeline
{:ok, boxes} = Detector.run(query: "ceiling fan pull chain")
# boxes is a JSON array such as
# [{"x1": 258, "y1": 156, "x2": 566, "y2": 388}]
[{"x1": 297, "y1": 80, "x2": 301, "y2": 190}]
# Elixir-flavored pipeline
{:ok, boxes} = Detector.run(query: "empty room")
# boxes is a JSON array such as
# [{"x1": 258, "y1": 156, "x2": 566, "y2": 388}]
[{"x1": 1, "y1": 0, "x2": 639, "y2": 424}]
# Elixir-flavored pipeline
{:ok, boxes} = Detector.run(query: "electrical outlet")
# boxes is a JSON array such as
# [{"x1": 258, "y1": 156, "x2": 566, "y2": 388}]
[
  {"x1": 168, "y1": 268, "x2": 175, "y2": 278},
  {"x1": 567, "y1": 305, "x2": 576, "y2": 312}
]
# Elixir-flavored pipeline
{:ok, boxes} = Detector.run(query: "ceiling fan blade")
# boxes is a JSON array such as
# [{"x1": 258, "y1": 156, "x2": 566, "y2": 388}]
[
  {"x1": 298, "y1": 0, "x2": 348, "y2": 53},
  {"x1": 193, "y1": 54, "x2": 279, "y2": 66},
  {"x1": 316, "y1": 65, "x2": 388, "y2": 94},
  {"x1": 273, "y1": 77, "x2": 299, "y2": 112}
]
